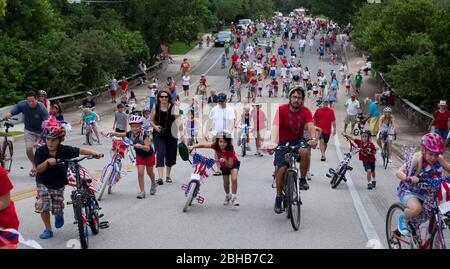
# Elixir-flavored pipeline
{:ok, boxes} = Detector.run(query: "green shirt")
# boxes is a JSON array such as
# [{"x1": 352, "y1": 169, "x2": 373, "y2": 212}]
[{"x1": 355, "y1": 74, "x2": 362, "y2": 85}]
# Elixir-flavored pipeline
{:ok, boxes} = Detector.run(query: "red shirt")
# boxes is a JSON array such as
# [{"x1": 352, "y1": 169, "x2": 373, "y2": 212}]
[
  {"x1": 354, "y1": 139, "x2": 376, "y2": 163},
  {"x1": 212, "y1": 145, "x2": 239, "y2": 168},
  {"x1": 313, "y1": 107, "x2": 336, "y2": 134},
  {"x1": 251, "y1": 108, "x2": 267, "y2": 131},
  {"x1": 281, "y1": 58, "x2": 287, "y2": 66},
  {"x1": 0, "y1": 167, "x2": 19, "y2": 246},
  {"x1": 231, "y1": 53, "x2": 239, "y2": 63},
  {"x1": 233, "y1": 42, "x2": 240, "y2": 49},
  {"x1": 273, "y1": 104, "x2": 313, "y2": 142},
  {"x1": 270, "y1": 57, "x2": 277, "y2": 66},
  {"x1": 200, "y1": 78, "x2": 207, "y2": 86},
  {"x1": 119, "y1": 80, "x2": 128, "y2": 92},
  {"x1": 433, "y1": 110, "x2": 450, "y2": 129}
]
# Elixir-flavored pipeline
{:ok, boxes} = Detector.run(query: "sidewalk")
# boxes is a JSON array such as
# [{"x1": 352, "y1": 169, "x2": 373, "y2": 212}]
[
  {"x1": 6, "y1": 35, "x2": 214, "y2": 138},
  {"x1": 341, "y1": 35, "x2": 449, "y2": 161}
]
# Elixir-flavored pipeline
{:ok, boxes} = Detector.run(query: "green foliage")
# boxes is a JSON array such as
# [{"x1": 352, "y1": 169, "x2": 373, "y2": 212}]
[{"x1": 0, "y1": 0, "x2": 5, "y2": 17}]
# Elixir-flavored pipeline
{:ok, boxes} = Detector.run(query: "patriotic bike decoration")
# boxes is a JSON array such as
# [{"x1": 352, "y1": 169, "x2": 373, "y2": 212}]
[{"x1": 181, "y1": 152, "x2": 216, "y2": 206}]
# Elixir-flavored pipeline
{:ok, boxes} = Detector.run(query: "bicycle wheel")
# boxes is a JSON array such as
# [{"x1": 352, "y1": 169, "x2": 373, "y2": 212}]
[
  {"x1": 386, "y1": 203, "x2": 411, "y2": 249},
  {"x1": 382, "y1": 142, "x2": 388, "y2": 169},
  {"x1": 81, "y1": 121, "x2": 85, "y2": 135},
  {"x1": 331, "y1": 165, "x2": 347, "y2": 189},
  {"x1": 183, "y1": 181, "x2": 198, "y2": 213},
  {"x1": 430, "y1": 221, "x2": 450, "y2": 249},
  {"x1": 86, "y1": 131, "x2": 93, "y2": 146},
  {"x1": 2, "y1": 140, "x2": 13, "y2": 173},
  {"x1": 88, "y1": 197, "x2": 100, "y2": 235},
  {"x1": 286, "y1": 171, "x2": 301, "y2": 231},
  {"x1": 98, "y1": 164, "x2": 114, "y2": 201},
  {"x1": 241, "y1": 137, "x2": 246, "y2": 157},
  {"x1": 74, "y1": 194, "x2": 89, "y2": 249}
]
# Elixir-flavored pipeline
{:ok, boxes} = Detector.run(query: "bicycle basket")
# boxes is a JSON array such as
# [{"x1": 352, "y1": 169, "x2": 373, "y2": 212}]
[{"x1": 66, "y1": 164, "x2": 99, "y2": 193}]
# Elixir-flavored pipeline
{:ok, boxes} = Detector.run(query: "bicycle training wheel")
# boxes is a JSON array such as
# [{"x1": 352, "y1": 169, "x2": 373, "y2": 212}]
[
  {"x1": 286, "y1": 171, "x2": 301, "y2": 231},
  {"x1": 183, "y1": 181, "x2": 198, "y2": 213}
]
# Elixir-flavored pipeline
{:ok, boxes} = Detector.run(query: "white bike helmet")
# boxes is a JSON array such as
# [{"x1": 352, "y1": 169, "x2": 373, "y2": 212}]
[
  {"x1": 128, "y1": 114, "x2": 144, "y2": 125},
  {"x1": 383, "y1": 107, "x2": 392, "y2": 113}
]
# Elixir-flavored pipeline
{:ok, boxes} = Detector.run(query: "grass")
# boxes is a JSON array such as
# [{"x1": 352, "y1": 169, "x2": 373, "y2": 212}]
[
  {"x1": 0, "y1": 131, "x2": 24, "y2": 137},
  {"x1": 169, "y1": 33, "x2": 207, "y2": 55}
]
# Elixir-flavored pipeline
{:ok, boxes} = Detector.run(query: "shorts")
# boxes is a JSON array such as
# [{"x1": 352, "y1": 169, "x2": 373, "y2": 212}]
[
  {"x1": 320, "y1": 133, "x2": 331, "y2": 144},
  {"x1": 399, "y1": 191, "x2": 426, "y2": 207},
  {"x1": 220, "y1": 161, "x2": 240, "y2": 176},
  {"x1": 183, "y1": 85, "x2": 189, "y2": 91},
  {"x1": 433, "y1": 127, "x2": 449, "y2": 141},
  {"x1": 320, "y1": 51, "x2": 324, "y2": 56},
  {"x1": 24, "y1": 130, "x2": 41, "y2": 149},
  {"x1": 136, "y1": 153, "x2": 156, "y2": 166},
  {"x1": 275, "y1": 138, "x2": 307, "y2": 168},
  {"x1": 345, "y1": 115, "x2": 357, "y2": 125},
  {"x1": 320, "y1": 85, "x2": 325, "y2": 89},
  {"x1": 363, "y1": 162, "x2": 376, "y2": 172},
  {"x1": 303, "y1": 78, "x2": 308, "y2": 82},
  {"x1": 110, "y1": 90, "x2": 117, "y2": 97},
  {"x1": 345, "y1": 85, "x2": 350, "y2": 90},
  {"x1": 35, "y1": 184, "x2": 65, "y2": 216},
  {"x1": 115, "y1": 128, "x2": 125, "y2": 133}
]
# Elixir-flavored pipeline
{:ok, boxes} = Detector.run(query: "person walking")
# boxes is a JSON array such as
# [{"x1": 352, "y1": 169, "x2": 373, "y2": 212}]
[
  {"x1": 344, "y1": 92, "x2": 361, "y2": 134},
  {"x1": 313, "y1": 98, "x2": 336, "y2": 161},
  {"x1": 2, "y1": 91, "x2": 49, "y2": 177},
  {"x1": 429, "y1": 100, "x2": 450, "y2": 143},
  {"x1": 150, "y1": 90, "x2": 181, "y2": 185}
]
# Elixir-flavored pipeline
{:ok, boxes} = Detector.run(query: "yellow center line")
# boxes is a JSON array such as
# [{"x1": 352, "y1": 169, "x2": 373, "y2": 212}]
[{"x1": 11, "y1": 164, "x2": 137, "y2": 202}]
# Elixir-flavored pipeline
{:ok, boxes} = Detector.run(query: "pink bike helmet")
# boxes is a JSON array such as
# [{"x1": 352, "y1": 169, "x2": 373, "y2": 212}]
[{"x1": 421, "y1": 132, "x2": 444, "y2": 154}]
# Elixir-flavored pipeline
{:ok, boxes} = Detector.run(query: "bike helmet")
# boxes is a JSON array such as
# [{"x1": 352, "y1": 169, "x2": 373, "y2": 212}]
[
  {"x1": 288, "y1": 86, "x2": 305, "y2": 99},
  {"x1": 41, "y1": 116, "x2": 65, "y2": 139},
  {"x1": 383, "y1": 107, "x2": 392, "y2": 113},
  {"x1": 421, "y1": 132, "x2": 444, "y2": 154},
  {"x1": 360, "y1": 128, "x2": 371, "y2": 137},
  {"x1": 38, "y1": 90, "x2": 47, "y2": 97},
  {"x1": 128, "y1": 114, "x2": 144, "y2": 125},
  {"x1": 86, "y1": 91, "x2": 93, "y2": 96}
]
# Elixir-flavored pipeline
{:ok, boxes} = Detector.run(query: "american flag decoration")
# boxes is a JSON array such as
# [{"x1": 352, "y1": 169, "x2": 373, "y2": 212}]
[
  {"x1": 67, "y1": 165, "x2": 98, "y2": 193},
  {"x1": 438, "y1": 181, "x2": 450, "y2": 214}
]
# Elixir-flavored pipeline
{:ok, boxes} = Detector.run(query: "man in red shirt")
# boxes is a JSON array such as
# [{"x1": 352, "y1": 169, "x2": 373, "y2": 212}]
[
  {"x1": 231, "y1": 52, "x2": 239, "y2": 65},
  {"x1": 270, "y1": 55, "x2": 278, "y2": 67},
  {"x1": 269, "y1": 87, "x2": 318, "y2": 214},
  {"x1": 119, "y1": 76, "x2": 129, "y2": 96},
  {"x1": 281, "y1": 56, "x2": 288, "y2": 66},
  {"x1": 430, "y1": 100, "x2": 450, "y2": 142},
  {"x1": 313, "y1": 98, "x2": 336, "y2": 161}
]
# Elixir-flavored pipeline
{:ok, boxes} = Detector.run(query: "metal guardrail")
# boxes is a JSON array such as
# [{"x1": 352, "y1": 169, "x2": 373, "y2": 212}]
[{"x1": 375, "y1": 72, "x2": 432, "y2": 131}]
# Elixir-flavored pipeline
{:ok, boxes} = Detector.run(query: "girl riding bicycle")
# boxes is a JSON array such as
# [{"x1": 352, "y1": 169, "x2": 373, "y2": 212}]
[
  {"x1": 35, "y1": 116, "x2": 103, "y2": 239},
  {"x1": 0, "y1": 166, "x2": 20, "y2": 249},
  {"x1": 395, "y1": 133, "x2": 450, "y2": 235},
  {"x1": 377, "y1": 107, "x2": 397, "y2": 164},
  {"x1": 105, "y1": 115, "x2": 156, "y2": 199},
  {"x1": 188, "y1": 131, "x2": 241, "y2": 206},
  {"x1": 81, "y1": 108, "x2": 101, "y2": 145}
]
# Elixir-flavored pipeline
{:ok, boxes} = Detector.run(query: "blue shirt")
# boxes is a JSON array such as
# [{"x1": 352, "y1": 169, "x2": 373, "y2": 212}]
[
  {"x1": 368, "y1": 102, "x2": 380, "y2": 117},
  {"x1": 278, "y1": 48, "x2": 285, "y2": 55},
  {"x1": 83, "y1": 112, "x2": 98, "y2": 125},
  {"x1": 10, "y1": 100, "x2": 49, "y2": 134}
]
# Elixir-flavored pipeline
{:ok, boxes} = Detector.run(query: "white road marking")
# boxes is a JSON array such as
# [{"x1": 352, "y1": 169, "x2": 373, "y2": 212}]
[{"x1": 334, "y1": 135, "x2": 385, "y2": 248}]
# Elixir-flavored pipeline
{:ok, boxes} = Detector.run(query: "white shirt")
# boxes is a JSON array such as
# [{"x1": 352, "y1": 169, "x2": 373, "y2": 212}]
[
  {"x1": 302, "y1": 71, "x2": 310, "y2": 80},
  {"x1": 299, "y1": 39, "x2": 306, "y2": 47},
  {"x1": 345, "y1": 99, "x2": 361, "y2": 116},
  {"x1": 209, "y1": 105, "x2": 236, "y2": 133},
  {"x1": 309, "y1": 39, "x2": 314, "y2": 46},
  {"x1": 280, "y1": 67, "x2": 287, "y2": 77},
  {"x1": 291, "y1": 66, "x2": 301, "y2": 77},
  {"x1": 182, "y1": 76, "x2": 190, "y2": 86}
]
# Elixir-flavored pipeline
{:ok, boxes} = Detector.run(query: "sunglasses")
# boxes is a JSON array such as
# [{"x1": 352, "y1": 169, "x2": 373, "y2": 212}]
[{"x1": 159, "y1": 95, "x2": 169, "y2": 99}]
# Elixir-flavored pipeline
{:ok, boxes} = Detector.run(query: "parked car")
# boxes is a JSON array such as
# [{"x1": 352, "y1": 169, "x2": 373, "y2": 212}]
[
  {"x1": 237, "y1": 19, "x2": 252, "y2": 31},
  {"x1": 214, "y1": 31, "x2": 232, "y2": 47}
]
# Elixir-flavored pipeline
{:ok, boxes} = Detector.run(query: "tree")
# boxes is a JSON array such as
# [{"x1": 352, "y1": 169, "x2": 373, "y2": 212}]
[{"x1": 0, "y1": 0, "x2": 6, "y2": 17}]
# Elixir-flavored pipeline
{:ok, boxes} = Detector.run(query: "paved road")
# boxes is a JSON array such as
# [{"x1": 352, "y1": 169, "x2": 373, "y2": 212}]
[{"x1": 11, "y1": 35, "x2": 405, "y2": 249}]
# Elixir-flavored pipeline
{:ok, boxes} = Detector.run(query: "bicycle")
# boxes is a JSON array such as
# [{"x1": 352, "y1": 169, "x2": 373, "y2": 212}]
[
  {"x1": 352, "y1": 113, "x2": 367, "y2": 136},
  {"x1": 379, "y1": 131, "x2": 396, "y2": 169},
  {"x1": 386, "y1": 176, "x2": 450, "y2": 249},
  {"x1": 178, "y1": 142, "x2": 217, "y2": 213},
  {"x1": 59, "y1": 155, "x2": 109, "y2": 249},
  {"x1": 0, "y1": 118, "x2": 17, "y2": 173},
  {"x1": 98, "y1": 136, "x2": 134, "y2": 201},
  {"x1": 239, "y1": 124, "x2": 251, "y2": 157},
  {"x1": 326, "y1": 136, "x2": 359, "y2": 189},
  {"x1": 274, "y1": 140, "x2": 309, "y2": 231},
  {"x1": 85, "y1": 122, "x2": 99, "y2": 146}
]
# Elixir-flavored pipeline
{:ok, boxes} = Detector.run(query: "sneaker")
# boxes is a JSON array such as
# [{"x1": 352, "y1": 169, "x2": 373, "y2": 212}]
[
  {"x1": 299, "y1": 178, "x2": 309, "y2": 190},
  {"x1": 372, "y1": 181, "x2": 376, "y2": 188},
  {"x1": 274, "y1": 196, "x2": 283, "y2": 214},
  {"x1": 157, "y1": 178, "x2": 164, "y2": 185},
  {"x1": 223, "y1": 194, "x2": 232, "y2": 205},
  {"x1": 150, "y1": 183, "x2": 157, "y2": 195},
  {"x1": 136, "y1": 192, "x2": 146, "y2": 199},
  {"x1": 397, "y1": 213, "x2": 410, "y2": 235},
  {"x1": 368, "y1": 183, "x2": 373, "y2": 190},
  {"x1": 231, "y1": 197, "x2": 240, "y2": 206},
  {"x1": 39, "y1": 229, "x2": 53, "y2": 239},
  {"x1": 321, "y1": 156, "x2": 326, "y2": 162},
  {"x1": 166, "y1": 177, "x2": 173, "y2": 183},
  {"x1": 388, "y1": 159, "x2": 393, "y2": 163},
  {"x1": 55, "y1": 214, "x2": 64, "y2": 229}
]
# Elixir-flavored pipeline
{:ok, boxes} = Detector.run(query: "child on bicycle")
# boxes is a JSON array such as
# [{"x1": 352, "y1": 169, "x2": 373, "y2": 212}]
[
  {"x1": 81, "y1": 108, "x2": 101, "y2": 145},
  {"x1": 342, "y1": 129, "x2": 377, "y2": 190},
  {"x1": 238, "y1": 107, "x2": 252, "y2": 150},
  {"x1": 35, "y1": 116, "x2": 103, "y2": 239},
  {"x1": 188, "y1": 131, "x2": 241, "y2": 206},
  {"x1": 105, "y1": 115, "x2": 156, "y2": 199},
  {"x1": 0, "y1": 166, "x2": 20, "y2": 249},
  {"x1": 395, "y1": 133, "x2": 450, "y2": 235}
]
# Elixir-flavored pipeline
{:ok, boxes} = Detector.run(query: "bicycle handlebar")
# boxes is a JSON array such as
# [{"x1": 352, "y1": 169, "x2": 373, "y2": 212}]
[
  {"x1": 415, "y1": 176, "x2": 450, "y2": 189},
  {"x1": 56, "y1": 155, "x2": 103, "y2": 165},
  {"x1": 275, "y1": 140, "x2": 309, "y2": 152}
]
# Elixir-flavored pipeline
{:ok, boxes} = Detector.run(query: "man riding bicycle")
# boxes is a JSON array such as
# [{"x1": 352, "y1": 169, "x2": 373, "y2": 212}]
[{"x1": 267, "y1": 87, "x2": 318, "y2": 214}]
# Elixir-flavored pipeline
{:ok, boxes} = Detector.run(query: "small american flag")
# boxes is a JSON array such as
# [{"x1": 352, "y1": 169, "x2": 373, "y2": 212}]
[{"x1": 67, "y1": 165, "x2": 98, "y2": 193}]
